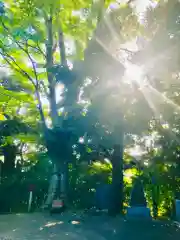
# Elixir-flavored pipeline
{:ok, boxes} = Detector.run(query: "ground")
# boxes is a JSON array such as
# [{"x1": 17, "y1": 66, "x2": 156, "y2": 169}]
[{"x1": 0, "y1": 212, "x2": 180, "y2": 240}]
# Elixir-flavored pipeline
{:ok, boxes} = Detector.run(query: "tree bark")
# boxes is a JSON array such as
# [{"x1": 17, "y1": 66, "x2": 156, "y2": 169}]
[
  {"x1": 44, "y1": 11, "x2": 69, "y2": 207},
  {"x1": 44, "y1": 164, "x2": 58, "y2": 207},
  {"x1": 45, "y1": 15, "x2": 59, "y2": 127},
  {"x1": 58, "y1": 25, "x2": 67, "y2": 67},
  {"x1": 2, "y1": 144, "x2": 17, "y2": 177}
]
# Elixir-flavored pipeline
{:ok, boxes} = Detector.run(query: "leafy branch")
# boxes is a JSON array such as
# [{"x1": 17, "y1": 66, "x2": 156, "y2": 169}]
[
  {"x1": 0, "y1": 20, "x2": 47, "y2": 128},
  {"x1": 0, "y1": 50, "x2": 36, "y2": 88},
  {"x1": 20, "y1": 41, "x2": 46, "y2": 59}
]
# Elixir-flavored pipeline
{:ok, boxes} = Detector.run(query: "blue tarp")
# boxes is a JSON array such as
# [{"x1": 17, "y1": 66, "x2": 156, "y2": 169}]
[
  {"x1": 126, "y1": 206, "x2": 151, "y2": 219},
  {"x1": 95, "y1": 184, "x2": 111, "y2": 209}
]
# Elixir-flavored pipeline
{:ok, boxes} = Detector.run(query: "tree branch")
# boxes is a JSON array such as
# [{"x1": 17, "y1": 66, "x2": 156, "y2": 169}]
[
  {"x1": 58, "y1": 24, "x2": 67, "y2": 66},
  {"x1": 52, "y1": 37, "x2": 58, "y2": 54},
  {"x1": 36, "y1": 41, "x2": 46, "y2": 58},
  {"x1": 97, "y1": 0, "x2": 105, "y2": 24},
  {"x1": 0, "y1": 50, "x2": 36, "y2": 88},
  {"x1": 127, "y1": 0, "x2": 136, "y2": 5},
  {"x1": 24, "y1": 41, "x2": 47, "y2": 129},
  {"x1": 0, "y1": 21, "x2": 38, "y2": 87},
  {"x1": 0, "y1": 20, "x2": 47, "y2": 129},
  {"x1": 119, "y1": 47, "x2": 136, "y2": 54},
  {"x1": 45, "y1": 11, "x2": 59, "y2": 127},
  {"x1": 20, "y1": 41, "x2": 46, "y2": 58},
  {"x1": 25, "y1": 40, "x2": 39, "y2": 87}
]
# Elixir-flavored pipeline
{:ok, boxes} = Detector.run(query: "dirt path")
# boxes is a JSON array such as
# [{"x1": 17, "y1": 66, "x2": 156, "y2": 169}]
[{"x1": 0, "y1": 212, "x2": 180, "y2": 240}]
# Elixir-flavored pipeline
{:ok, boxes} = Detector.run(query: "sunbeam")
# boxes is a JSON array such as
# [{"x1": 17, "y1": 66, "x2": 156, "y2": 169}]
[
  {"x1": 123, "y1": 62, "x2": 145, "y2": 84},
  {"x1": 148, "y1": 85, "x2": 180, "y2": 114},
  {"x1": 95, "y1": 36, "x2": 122, "y2": 64},
  {"x1": 90, "y1": 0, "x2": 180, "y2": 147},
  {"x1": 133, "y1": 74, "x2": 180, "y2": 143}
]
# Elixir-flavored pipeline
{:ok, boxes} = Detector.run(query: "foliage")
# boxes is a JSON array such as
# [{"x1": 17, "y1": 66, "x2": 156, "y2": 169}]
[{"x1": 0, "y1": 0, "x2": 180, "y2": 219}]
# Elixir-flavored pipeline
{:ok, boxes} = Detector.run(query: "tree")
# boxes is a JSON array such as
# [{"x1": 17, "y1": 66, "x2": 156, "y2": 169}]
[
  {"x1": 127, "y1": 0, "x2": 180, "y2": 217},
  {"x1": 0, "y1": 0, "x2": 117, "y2": 207},
  {"x1": 81, "y1": 1, "x2": 155, "y2": 215},
  {"x1": 2, "y1": 0, "x2": 180, "y2": 219}
]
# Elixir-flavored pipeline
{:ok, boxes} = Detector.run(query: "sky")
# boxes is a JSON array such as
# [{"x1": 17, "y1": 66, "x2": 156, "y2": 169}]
[
  {"x1": 134, "y1": 0, "x2": 155, "y2": 12},
  {"x1": 110, "y1": 0, "x2": 158, "y2": 14}
]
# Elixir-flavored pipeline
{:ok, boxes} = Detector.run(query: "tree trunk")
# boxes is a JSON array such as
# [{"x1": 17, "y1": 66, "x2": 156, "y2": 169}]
[
  {"x1": 45, "y1": 162, "x2": 69, "y2": 208},
  {"x1": 109, "y1": 131, "x2": 123, "y2": 216},
  {"x1": 44, "y1": 14, "x2": 66, "y2": 207},
  {"x1": 58, "y1": 26, "x2": 67, "y2": 67},
  {"x1": 60, "y1": 162, "x2": 69, "y2": 202},
  {"x1": 45, "y1": 16, "x2": 59, "y2": 127},
  {"x1": 152, "y1": 185, "x2": 159, "y2": 219},
  {"x1": 44, "y1": 127, "x2": 71, "y2": 209},
  {"x1": 2, "y1": 144, "x2": 17, "y2": 177},
  {"x1": 44, "y1": 164, "x2": 58, "y2": 207},
  {"x1": 109, "y1": 140, "x2": 124, "y2": 216}
]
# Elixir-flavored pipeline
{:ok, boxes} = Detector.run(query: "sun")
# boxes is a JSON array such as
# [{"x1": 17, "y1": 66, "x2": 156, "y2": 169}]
[{"x1": 124, "y1": 62, "x2": 144, "y2": 83}]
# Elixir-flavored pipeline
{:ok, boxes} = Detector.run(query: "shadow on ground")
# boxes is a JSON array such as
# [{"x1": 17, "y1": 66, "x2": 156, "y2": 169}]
[{"x1": 0, "y1": 212, "x2": 180, "y2": 240}]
